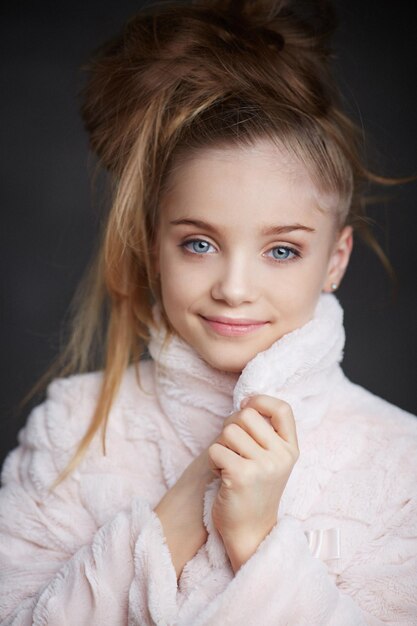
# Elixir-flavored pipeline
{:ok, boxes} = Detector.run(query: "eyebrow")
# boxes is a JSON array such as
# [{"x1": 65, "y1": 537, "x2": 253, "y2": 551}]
[{"x1": 169, "y1": 218, "x2": 316, "y2": 236}]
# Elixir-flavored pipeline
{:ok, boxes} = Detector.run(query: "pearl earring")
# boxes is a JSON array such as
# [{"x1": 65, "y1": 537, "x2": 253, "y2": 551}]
[{"x1": 331, "y1": 282, "x2": 338, "y2": 291}]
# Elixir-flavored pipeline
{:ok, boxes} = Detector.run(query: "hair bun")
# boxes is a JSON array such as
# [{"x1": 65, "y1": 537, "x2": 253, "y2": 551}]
[{"x1": 192, "y1": 0, "x2": 337, "y2": 55}]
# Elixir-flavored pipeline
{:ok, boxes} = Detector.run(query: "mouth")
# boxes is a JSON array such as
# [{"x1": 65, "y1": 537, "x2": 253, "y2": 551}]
[{"x1": 199, "y1": 315, "x2": 269, "y2": 337}]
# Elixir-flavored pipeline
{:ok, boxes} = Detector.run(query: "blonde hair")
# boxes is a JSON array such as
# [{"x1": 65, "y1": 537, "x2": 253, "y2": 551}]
[{"x1": 35, "y1": 0, "x2": 404, "y2": 488}]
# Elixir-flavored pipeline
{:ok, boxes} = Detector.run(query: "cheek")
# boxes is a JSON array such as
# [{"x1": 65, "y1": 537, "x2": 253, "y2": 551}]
[
  {"x1": 265, "y1": 256, "x2": 329, "y2": 314},
  {"x1": 159, "y1": 247, "x2": 206, "y2": 307},
  {"x1": 269, "y1": 260, "x2": 325, "y2": 295}
]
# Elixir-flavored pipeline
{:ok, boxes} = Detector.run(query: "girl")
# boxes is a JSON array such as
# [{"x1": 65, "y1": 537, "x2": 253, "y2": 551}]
[{"x1": 1, "y1": 0, "x2": 416, "y2": 624}]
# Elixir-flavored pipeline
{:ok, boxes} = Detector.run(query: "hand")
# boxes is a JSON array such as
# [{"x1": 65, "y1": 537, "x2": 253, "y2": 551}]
[
  {"x1": 207, "y1": 394, "x2": 300, "y2": 571},
  {"x1": 154, "y1": 448, "x2": 216, "y2": 579}
]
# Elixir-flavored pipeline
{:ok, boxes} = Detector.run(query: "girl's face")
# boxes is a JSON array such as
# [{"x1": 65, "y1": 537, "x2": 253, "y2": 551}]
[{"x1": 155, "y1": 139, "x2": 353, "y2": 373}]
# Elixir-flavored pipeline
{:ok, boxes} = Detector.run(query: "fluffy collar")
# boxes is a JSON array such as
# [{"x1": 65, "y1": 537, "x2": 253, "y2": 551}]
[{"x1": 147, "y1": 293, "x2": 345, "y2": 457}]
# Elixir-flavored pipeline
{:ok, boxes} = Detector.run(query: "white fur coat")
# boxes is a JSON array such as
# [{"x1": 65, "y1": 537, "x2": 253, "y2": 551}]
[{"x1": 0, "y1": 294, "x2": 416, "y2": 625}]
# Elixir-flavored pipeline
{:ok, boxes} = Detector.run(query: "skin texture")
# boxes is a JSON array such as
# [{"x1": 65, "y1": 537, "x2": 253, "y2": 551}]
[
  {"x1": 153, "y1": 138, "x2": 354, "y2": 575},
  {"x1": 155, "y1": 138, "x2": 353, "y2": 374}
]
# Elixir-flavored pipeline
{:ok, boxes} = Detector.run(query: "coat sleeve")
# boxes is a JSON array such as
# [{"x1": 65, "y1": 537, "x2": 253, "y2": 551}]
[
  {"x1": 187, "y1": 479, "x2": 417, "y2": 626},
  {"x1": 0, "y1": 378, "x2": 178, "y2": 626}
]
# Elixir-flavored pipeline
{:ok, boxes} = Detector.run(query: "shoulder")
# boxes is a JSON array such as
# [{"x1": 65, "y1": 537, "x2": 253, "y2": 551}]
[
  {"x1": 42, "y1": 357, "x2": 156, "y2": 409},
  {"x1": 1, "y1": 360, "x2": 158, "y2": 482},
  {"x1": 328, "y1": 375, "x2": 417, "y2": 497},
  {"x1": 332, "y1": 375, "x2": 417, "y2": 438},
  {"x1": 13, "y1": 371, "x2": 102, "y2": 455},
  {"x1": 308, "y1": 376, "x2": 417, "y2": 533}
]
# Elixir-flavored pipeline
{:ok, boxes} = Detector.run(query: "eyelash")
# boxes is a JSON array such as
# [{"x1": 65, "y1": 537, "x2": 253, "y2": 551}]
[{"x1": 179, "y1": 238, "x2": 302, "y2": 263}]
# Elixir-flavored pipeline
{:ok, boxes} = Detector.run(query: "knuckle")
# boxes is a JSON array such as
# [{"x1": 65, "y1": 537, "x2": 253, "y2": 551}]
[
  {"x1": 285, "y1": 445, "x2": 300, "y2": 463},
  {"x1": 273, "y1": 398, "x2": 293, "y2": 413},
  {"x1": 281, "y1": 402, "x2": 294, "y2": 417},
  {"x1": 208, "y1": 442, "x2": 220, "y2": 457},
  {"x1": 222, "y1": 423, "x2": 239, "y2": 440},
  {"x1": 239, "y1": 407, "x2": 258, "y2": 426}
]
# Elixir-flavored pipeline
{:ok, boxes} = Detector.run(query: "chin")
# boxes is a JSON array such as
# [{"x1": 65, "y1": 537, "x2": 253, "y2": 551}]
[
  {"x1": 204, "y1": 358, "x2": 245, "y2": 374},
  {"x1": 197, "y1": 345, "x2": 258, "y2": 374}
]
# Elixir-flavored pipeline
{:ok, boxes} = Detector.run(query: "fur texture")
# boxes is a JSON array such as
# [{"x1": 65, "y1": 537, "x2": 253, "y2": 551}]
[{"x1": 0, "y1": 294, "x2": 416, "y2": 625}]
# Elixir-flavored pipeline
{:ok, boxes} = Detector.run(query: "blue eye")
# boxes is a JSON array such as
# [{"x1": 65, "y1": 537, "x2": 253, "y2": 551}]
[
  {"x1": 181, "y1": 239, "x2": 215, "y2": 254},
  {"x1": 180, "y1": 239, "x2": 300, "y2": 262},
  {"x1": 268, "y1": 246, "x2": 298, "y2": 261}
]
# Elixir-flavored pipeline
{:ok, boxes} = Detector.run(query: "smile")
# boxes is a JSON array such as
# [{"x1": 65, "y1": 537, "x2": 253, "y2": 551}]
[{"x1": 199, "y1": 315, "x2": 269, "y2": 337}]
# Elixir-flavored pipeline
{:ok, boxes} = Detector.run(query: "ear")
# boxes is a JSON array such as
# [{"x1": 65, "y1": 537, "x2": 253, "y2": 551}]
[{"x1": 322, "y1": 225, "x2": 353, "y2": 292}]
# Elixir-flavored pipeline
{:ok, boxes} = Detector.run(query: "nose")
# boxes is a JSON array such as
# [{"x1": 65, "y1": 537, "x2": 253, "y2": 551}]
[{"x1": 210, "y1": 252, "x2": 258, "y2": 306}]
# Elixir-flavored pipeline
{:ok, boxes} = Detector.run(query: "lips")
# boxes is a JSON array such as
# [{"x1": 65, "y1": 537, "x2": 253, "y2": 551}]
[
  {"x1": 199, "y1": 315, "x2": 268, "y2": 337},
  {"x1": 201, "y1": 315, "x2": 266, "y2": 325}
]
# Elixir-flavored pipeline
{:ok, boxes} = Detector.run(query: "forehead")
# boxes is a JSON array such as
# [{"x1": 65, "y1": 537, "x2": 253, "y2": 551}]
[
  {"x1": 160, "y1": 139, "x2": 340, "y2": 225},
  {"x1": 167, "y1": 138, "x2": 312, "y2": 185}
]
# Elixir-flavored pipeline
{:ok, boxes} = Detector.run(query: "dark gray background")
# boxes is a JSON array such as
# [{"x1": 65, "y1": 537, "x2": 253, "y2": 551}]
[{"x1": 1, "y1": 1, "x2": 416, "y2": 467}]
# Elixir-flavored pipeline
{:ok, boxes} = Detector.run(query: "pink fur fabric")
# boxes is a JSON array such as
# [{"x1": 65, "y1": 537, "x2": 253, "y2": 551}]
[{"x1": 0, "y1": 294, "x2": 416, "y2": 625}]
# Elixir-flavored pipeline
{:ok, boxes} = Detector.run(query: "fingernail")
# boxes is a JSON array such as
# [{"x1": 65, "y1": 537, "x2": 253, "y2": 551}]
[{"x1": 240, "y1": 397, "x2": 250, "y2": 409}]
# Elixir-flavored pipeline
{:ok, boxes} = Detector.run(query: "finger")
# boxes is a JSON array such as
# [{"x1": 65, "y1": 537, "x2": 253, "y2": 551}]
[
  {"x1": 218, "y1": 423, "x2": 263, "y2": 460},
  {"x1": 207, "y1": 450, "x2": 222, "y2": 477},
  {"x1": 208, "y1": 441, "x2": 246, "y2": 473},
  {"x1": 225, "y1": 407, "x2": 278, "y2": 451},
  {"x1": 241, "y1": 395, "x2": 298, "y2": 448}
]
